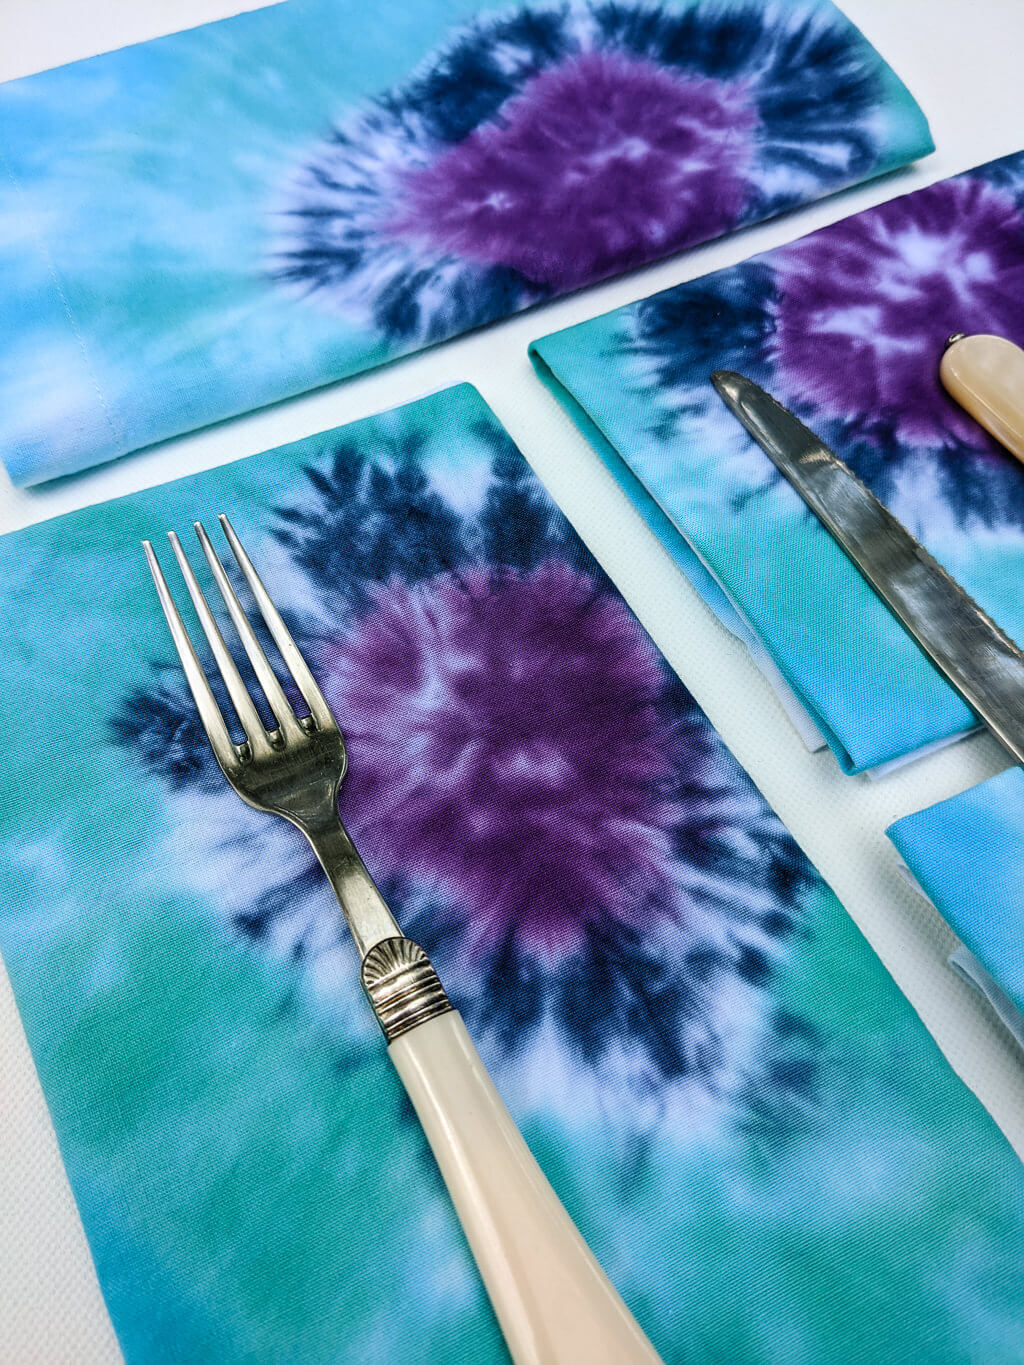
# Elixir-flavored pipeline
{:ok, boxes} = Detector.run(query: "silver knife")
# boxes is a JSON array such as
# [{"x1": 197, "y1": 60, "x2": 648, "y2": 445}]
[{"x1": 711, "y1": 370, "x2": 1024, "y2": 767}]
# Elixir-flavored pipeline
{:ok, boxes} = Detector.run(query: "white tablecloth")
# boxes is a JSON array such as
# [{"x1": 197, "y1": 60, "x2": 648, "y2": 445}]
[{"x1": 1, "y1": 2, "x2": 1022, "y2": 1358}]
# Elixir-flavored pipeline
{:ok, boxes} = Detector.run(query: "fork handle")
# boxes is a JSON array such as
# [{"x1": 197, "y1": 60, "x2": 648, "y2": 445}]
[{"x1": 388, "y1": 1009, "x2": 664, "y2": 1365}]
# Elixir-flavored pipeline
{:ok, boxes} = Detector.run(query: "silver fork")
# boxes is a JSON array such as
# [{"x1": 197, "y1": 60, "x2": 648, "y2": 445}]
[{"x1": 144, "y1": 515, "x2": 662, "y2": 1365}]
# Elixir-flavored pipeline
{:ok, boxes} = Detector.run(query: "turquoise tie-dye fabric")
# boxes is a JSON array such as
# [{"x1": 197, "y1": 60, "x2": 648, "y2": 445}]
[
  {"x1": 0, "y1": 384, "x2": 1022, "y2": 1362},
  {"x1": 889, "y1": 769, "x2": 1024, "y2": 1049},
  {"x1": 530, "y1": 150, "x2": 1024, "y2": 774},
  {"x1": 0, "y1": 0, "x2": 932, "y2": 485}
]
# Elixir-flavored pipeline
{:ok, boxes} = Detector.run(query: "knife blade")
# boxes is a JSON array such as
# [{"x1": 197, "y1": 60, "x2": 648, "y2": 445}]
[{"x1": 711, "y1": 370, "x2": 1024, "y2": 767}]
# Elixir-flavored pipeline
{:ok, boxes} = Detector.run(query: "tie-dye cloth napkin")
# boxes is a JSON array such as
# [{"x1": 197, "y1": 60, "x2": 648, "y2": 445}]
[
  {"x1": 0, "y1": 383, "x2": 1022, "y2": 1363},
  {"x1": 0, "y1": 0, "x2": 933, "y2": 486},
  {"x1": 530, "y1": 150, "x2": 1024, "y2": 774},
  {"x1": 888, "y1": 769, "x2": 1024, "y2": 1052}
]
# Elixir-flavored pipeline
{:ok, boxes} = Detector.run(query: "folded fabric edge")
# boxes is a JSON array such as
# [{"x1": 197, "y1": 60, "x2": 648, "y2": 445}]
[
  {"x1": 7, "y1": 353, "x2": 381, "y2": 490},
  {"x1": 949, "y1": 947, "x2": 1024, "y2": 1053},
  {"x1": 0, "y1": 0, "x2": 936, "y2": 490},
  {"x1": 529, "y1": 338, "x2": 919, "y2": 774},
  {"x1": 887, "y1": 767, "x2": 1024, "y2": 1053},
  {"x1": 893, "y1": 862, "x2": 1024, "y2": 1053},
  {"x1": 859, "y1": 26, "x2": 935, "y2": 173},
  {"x1": 527, "y1": 341, "x2": 847, "y2": 752}
]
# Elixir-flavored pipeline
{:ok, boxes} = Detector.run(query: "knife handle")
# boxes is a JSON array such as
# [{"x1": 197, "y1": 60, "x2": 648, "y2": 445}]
[
  {"x1": 940, "y1": 333, "x2": 1024, "y2": 462},
  {"x1": 388, "y1": 1009, "x2": 664, "y2": 1365}
]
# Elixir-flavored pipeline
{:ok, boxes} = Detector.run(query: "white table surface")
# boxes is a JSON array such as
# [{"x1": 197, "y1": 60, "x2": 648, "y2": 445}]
[{"x1": 2, "y1": 1, "x2": 1023, "y2": 1359}]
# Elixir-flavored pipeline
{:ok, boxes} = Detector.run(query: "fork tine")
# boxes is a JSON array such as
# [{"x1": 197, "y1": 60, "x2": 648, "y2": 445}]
[
  {"x1": 218, "y1": 514, "x2": 335, "y2": 731},
  {"x1": 143, "y1": 540, "x2": 238, "y2": 770},
  {"x1": 167, "y1": 531, "x2": 273, "y2": 757},
  {"x1": 193, "y1": 520, "x2": 305, "y2": 742}
]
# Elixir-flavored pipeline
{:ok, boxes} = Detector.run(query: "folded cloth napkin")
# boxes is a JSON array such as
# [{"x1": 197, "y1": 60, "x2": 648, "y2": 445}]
[
  {"x1": 1, "y1": 383, "x2": 1023, "y2": 1362},
  {"x1": 530, "y1": 150, "x2": 1024, "y2": 774},
  {"x1": 888, "y1": 768, "x2": 1024, "y2": 1050},
  {"x1": 0, "y1": 0, "x2": 933, "y2": 486}
]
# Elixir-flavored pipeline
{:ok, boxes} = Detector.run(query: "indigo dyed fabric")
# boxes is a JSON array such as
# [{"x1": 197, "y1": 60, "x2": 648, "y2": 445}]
[
  {"x1": 530, "y1": 150, "x2": 1024, "y2": 773},
  {"x1": 0, "y1": 0, "x2": 932, "y2": 486},
  {"x1": 889, "y1": 769, "x2": 1024, "y2": 1049},
  {"x1": 0, "y1": 384, "x2": 1022, "y2": 1362}
]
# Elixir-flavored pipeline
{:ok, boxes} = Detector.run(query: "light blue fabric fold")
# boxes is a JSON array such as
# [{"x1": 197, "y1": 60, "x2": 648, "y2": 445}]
[
  {"x1": 0, "y1": 0, "x2": 933, "y2": 485},
  {"x1": 888, "y1": 768, "x2": 1024, "y2": 1047},
  {"x1": 529, "y1": 150, "x2": 1024, "y2": 774}
]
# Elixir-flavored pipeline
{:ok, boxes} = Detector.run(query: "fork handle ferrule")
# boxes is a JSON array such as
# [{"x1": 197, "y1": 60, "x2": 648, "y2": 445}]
[{"x1": 360, "y1": 937, "x2": 453, "y2": 1042}]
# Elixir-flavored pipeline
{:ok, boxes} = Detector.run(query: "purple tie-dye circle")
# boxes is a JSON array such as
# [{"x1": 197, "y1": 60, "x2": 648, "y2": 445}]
[
  {"x1": 772, "y1": 175, "x2": 1024, "y2": 446},
  {"x1": 324, "y1": 559, "x2": 684, "y2": 955},
  {"x1": 389, "y1": 51, "x2": 757, "y2": 292}
]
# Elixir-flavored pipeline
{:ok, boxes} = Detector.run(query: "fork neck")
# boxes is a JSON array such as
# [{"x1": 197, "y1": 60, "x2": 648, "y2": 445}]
[{"x1": 299, "y1": 814, "x2": 403, "y2": 959}]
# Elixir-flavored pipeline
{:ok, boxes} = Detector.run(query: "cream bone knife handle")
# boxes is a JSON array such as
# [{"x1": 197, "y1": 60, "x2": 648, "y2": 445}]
[
  {"x1": 940, "y1": 332, "x2": 1024, "y2": 462},
  {"x1": 361, "y1": 937, "x2": 664, "y2": 1365}
]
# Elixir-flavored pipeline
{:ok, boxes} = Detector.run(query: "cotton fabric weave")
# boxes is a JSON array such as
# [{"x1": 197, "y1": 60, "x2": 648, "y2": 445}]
[
  {"x1": 0, "y1": 385, "x2": 1021, "y2": 1362},
  {"x1": 530, "y1": 150, "x2": 1024, "y2": 774},
  {"x1": 0, "y1": 0, "x2": 932, "y2": 484},
  {"x1": 888, "y1": 768, "x2": 1024, "y2": 1050}
]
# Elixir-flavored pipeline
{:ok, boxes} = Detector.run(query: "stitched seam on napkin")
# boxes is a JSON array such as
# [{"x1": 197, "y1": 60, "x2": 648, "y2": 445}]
[{"x1": 0, "y1": 147, "x2": 121, "y2": 450}]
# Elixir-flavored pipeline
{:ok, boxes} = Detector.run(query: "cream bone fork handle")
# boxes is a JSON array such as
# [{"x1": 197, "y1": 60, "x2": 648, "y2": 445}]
[{"x1": 143, "y1": 514, "x2": 664, "y2": 1365}]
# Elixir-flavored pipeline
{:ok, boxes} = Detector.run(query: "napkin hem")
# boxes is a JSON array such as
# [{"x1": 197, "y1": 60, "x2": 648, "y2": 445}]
[
  {"x1": 887, "y1": 768, "x2": 1024, "y2": 1055},
  {"x1": 530, "y1": 342, "x2": 844, "y2": 748},
  {"x1": 892, "y1": 858, "x2": 1024, "y2": 1053},
  {"x1": 530, "y1": 340, "x2": 934, "y2": 773},
  {"x1": 0, "y1": 0, "x2": 935, "y2": 488}
]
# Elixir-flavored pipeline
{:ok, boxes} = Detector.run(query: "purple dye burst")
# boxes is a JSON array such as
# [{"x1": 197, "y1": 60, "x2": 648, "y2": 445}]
[
  {"x1": 117, "y1": 426, "x2": 818, "y2": 1105},
  {"x1": 772, "y1": 175, "x2": 1024, "y2": 446},
  {"x1": 324, "y1": 559, "x2": 682, "y2": 955},
  {"x1": 275, "y1": 0, "x2": 893, "y2": 343},
  {"x1": 390, "y1": 52, "x2": 757, "y2": 291}
]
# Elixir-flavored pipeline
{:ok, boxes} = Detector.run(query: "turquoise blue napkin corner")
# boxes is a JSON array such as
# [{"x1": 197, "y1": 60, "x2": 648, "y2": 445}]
[
  {"x1": 0, "y1": 0, "x2": 932, "y2": 485},
  {"x1": 888, "y1": 768, "x2": 1024, "y2": 1047},
  {"x1": 530, "y1": 150, "x2": 1024, "y2": 774}
]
